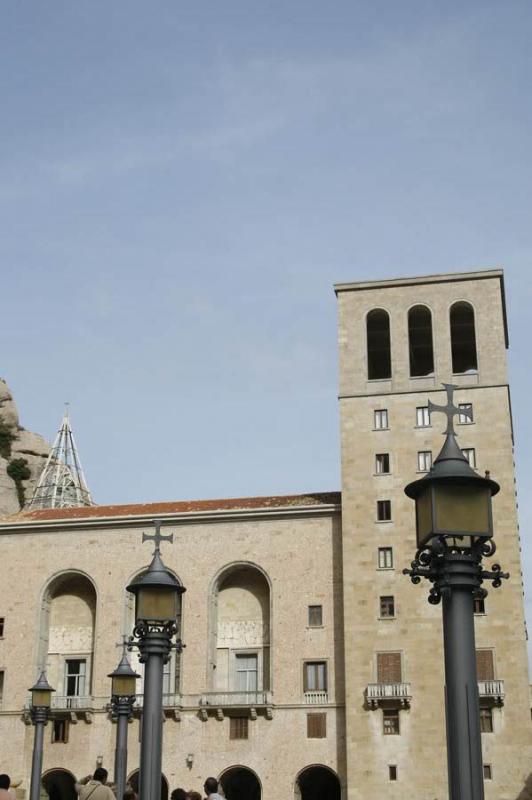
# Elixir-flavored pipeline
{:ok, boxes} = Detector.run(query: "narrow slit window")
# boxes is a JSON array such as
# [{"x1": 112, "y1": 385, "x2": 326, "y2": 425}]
[
  {"x1": 0, "y1": 617, "x2": 4, "y2": 638},
  {"x1": 450, "y1": 302, "x2": 478, "y2": 374},
  {"x1": 388, "y1": 765, "x2": 398, "y2": 781},
  {"x1": 483, "y1": 765, "x2": 492, "y2": 780},
  {"x1": 367, "y1": 310, "x2": 392, "y2": 380},
  {"x1": 408, "y1": 305, "x2": 434, "y2": 377},
  {"x1": 474, "y1": 596, "x2": 485, "y2": 614}
]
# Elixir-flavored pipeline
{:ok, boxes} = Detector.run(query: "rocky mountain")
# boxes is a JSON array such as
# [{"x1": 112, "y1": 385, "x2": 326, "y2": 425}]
[{"x1": 0, "y1": 378, "x2": 51, "y2": 517}]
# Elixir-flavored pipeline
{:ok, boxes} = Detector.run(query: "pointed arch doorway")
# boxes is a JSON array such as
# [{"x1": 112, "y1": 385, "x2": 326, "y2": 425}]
[{"x1": 220, "y1": 766, "x2": 261, "y2": 800}]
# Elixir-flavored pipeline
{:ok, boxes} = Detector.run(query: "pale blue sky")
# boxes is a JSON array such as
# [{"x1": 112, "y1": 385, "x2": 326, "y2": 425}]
[{"x1": 1, "y1": 1, "x2": 532, "y2": 650}]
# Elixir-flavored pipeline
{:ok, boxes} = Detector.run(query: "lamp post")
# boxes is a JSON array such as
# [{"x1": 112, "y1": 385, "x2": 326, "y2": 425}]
[
  {"x1": 109, "y1": 644, "x2": 140, "y2": 800},
  {"x1": 403, "y1": 384, "x2": 508, "y2": 800},
  {"x1": 29, "y1": 672, "x2": 55, "y2": 800},
  {"x1": 127, "y1": 522, "x2": 185, "y2": 800}
]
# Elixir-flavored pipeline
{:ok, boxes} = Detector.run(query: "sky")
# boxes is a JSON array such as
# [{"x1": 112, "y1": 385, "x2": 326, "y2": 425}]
[{"x1": 1, "y1": 2, "x2": 532, "y2": 650}]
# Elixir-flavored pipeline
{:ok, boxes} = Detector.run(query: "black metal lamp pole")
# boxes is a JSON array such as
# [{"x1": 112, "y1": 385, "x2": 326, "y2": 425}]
[
  {"x1": 29, "y1": 672, "x2": 55, "y2": 800},
  {"x1": 403, "y1": 385, "x2": 508, "y2": 800},
  {"x1": 109, "y1": 646, "x2": 140, "y2": 800},
  {"x1": 127, "y1": 523, "x2": 185, "y2": 800}
]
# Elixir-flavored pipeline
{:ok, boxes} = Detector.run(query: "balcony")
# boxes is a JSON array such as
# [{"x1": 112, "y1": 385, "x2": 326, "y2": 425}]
[
  {"x1": 197, "y1": 691, "x2": 273, "y2": 720},
  {"x1": 304, "y1": 691, "x2": 329, "y2": 705},
  {"x1": 23, "y1": 695, "x2": 103, "y2": 724},
  {"x1": 366, "y1": 682, "x2": 412, "y2": 709},
  {"x1": 478, "y1": 680, "x2": 505, "y2": 706}
]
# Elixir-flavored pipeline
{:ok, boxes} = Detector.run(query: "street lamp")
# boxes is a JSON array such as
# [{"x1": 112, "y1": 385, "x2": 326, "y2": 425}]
[
  {"x1": 404, "y1": 384, "x2": 508, "y2": 800},
  {"x1": 127, "y1": 522, "x2": 185, "y2": 800},
  {"x1": 29, "y1": 671, "x2": 55, "y2": 800},
  {"x1": 108, "y1": 644, "x2": 140, "y2": 800}
]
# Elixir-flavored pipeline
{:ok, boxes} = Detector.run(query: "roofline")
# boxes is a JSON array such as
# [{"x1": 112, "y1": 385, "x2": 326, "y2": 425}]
[
  {"x1": 0, "y1": 501, "x2": 341, "y2": 534},
  {"x1": 333, "y1": 267, "x2": 509, "y2": 348}
]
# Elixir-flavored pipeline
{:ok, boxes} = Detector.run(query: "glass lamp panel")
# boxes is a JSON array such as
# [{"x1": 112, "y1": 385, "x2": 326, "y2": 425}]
[
  {"x1": 112, "y1": 675, "x2": 136, "y2": 696},
  {"x1": 136, "y1": 587, "x2": 177, "y2": 622},
  {"x1": 32, "y1": 689, "x2": 52, "y2": 707},
  {"x1": 434, "y1": 484, "x2": 491, "y2": 536},
  {"x1": 416, "y1": 486, "x2": 434, "y2": 546}
]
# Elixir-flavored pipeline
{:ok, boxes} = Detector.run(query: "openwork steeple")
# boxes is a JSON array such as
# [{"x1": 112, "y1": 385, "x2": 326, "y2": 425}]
[{"x1": 28, "y1": 407, "x2": 93, "y2": 509}]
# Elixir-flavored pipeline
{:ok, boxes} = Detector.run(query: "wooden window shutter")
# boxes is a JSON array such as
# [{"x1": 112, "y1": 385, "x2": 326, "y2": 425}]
[
  {"x1": 229, "y1": 717, "x2": 249, "y2": 740},
  {"x1": 307, "y1": 713, "x2": 326, "y2": 738},
  {"x1": 377, "y1": 652, "x2": 402, "y2": 683},
  {"x1": 476, "y1": 650, "x2": 494, "y2": 681}
]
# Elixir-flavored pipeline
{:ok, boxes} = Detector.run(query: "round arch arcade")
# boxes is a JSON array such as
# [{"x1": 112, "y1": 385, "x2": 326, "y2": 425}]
[
  {"x1": 295, "y1": 765, "x2": 341, "y2": 800},
  {"x1": 219, "y1": 766, "x2": 261, "y2": 800}
]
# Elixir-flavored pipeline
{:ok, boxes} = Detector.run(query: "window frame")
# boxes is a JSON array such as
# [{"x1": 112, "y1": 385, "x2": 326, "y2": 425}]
[
  {"x1": 458, "y1": 403, "x2": 474, "y2": 424},
  {"x1": 462, "y1": 448, "x2": 477, "y2": 468},
  {"x1": 417, "y1": 450, "x2": 432, "y2": 472},
  {"x1": 376, "y1": 499, "x2": 392, "y2": 522},
  {"x1": 232, "y1": 651, "x2": 259, "y2": 693},
  {"x1": 0, "y1": 617, "x2": 4, "y2": 638},
  {"x1": 377, "y1": 547, "x2": 394, "y2": 570},
  {"x1": 383, "y1": 708, "x2": 400, "y2": 735},
  {"x1": 416, "y1": 406, "x2": 431, "y2": 428},
  {"x1": 373, "y1": 409, "x2": 389, "y2": 430},
  {"x1": 308, "y1": 605, "x2": 323, "y2": 628},
  {"x1": 480, "y1": 707, "x2": 493, "y2": 734},
  {"x1": 474, "y1": 596, "x2": 486, "y2": 615},
  {"x1": 388, "y1": 765, "x2": 398, "y2": 781},
  {"x1": 303, "y1": 660, "x2": 328, "y2": 693},
  {"x1": 379, "y1": 595, "x2": 395, "y2": 619},
  {"x1": 64, "y1": 657, "x2": 87, "y2": 697},
  {"x1": 51, "y1": 718, "x2": 70, "y2": 744},
  {"x1": 375, "y1": 453, "x2": 391, "y2": 475},
  {"x1": 483, "y1": 764, "x2": 492, "y2": 781},
  {"x1": 229, "y1": 716, "x2": 249, "y2": 740}
]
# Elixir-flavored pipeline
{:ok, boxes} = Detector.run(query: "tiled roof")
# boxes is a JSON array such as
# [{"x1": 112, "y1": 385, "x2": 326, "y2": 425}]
[{"x1": 5, "y1": 491, "x2": 341, "y2": 522}]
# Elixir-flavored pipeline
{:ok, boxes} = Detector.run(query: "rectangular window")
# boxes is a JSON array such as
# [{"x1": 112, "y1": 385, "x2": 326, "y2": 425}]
[
  {"x1": 416, "y1": 406, "x2": 431, "y2": 427},
  {"x1": 483, "y1": 765, "x2": 492, "y2": 781},
  {"x1": 234, "y1": 654, "x2": 258, "y2": 692},
  {"x1": 65, "y1": 659, "x2": 86, "y2": 697},
  {"x1": 383, "y1": 709, "x2": 400, "y2": 735},
  {"x1": 0, "y1": 671, "x2": 4, "y2": 708},
  {"x1": 376, "y1": 500, "x2": 392, "y2": 521},
  {"x1": 304, "y1": 661, "x2": 327, "y2": 692},
  {"x1": 229, "y1": 716, "x2": 249, "y2": 740},
  {"x1": 162, "y1": 657, "x2": 172, "y2": 696},
  {"x1": 417, "y1": 450, "x2": 432, "y2": 472},
  {"x1": 377, "y1": 652, "x2": 402, "y2": 684},
  {"x1": 51, "y1": 719, "x2": 69, "y2": 743},
  {"x1": 388, "y1": 765, "x2": 398, "y2": 781},
  {"x1": 462, "y1": 448, "x2": 476, "y2": 468},
  {"x1": 374, "y1": 409, "x2": 389, "y2": 430},
  {"x1": 308, "y1": 605, "x2": 323, "y2": 627},
  {"x1": 476, "y1": 650, "x2": 495, "y2": 681},
  {"x1": 378, "y1": 547, "x2": 393, "y2": 569},
  {"x1": 0, "y1": 617, "x2": 4, "y2": 637},
  {"x1": 459, "y1": 403, "x2": 474, "y2": 423},
  {"x1": 474, "y1": 596, "x2": 486, "y2": 614},
  {"x1": 375, "y1": 453, "x2": 390, "y2": 474},
  {"x1": 480, "y1": 707, "x2": 493, "y2": 733},
  {"x1": 380, "y1": 596, "x2": 395, "y2": 618},
  {"x1": 307, "y1": 712, "x2": 326, "y2": 738}
]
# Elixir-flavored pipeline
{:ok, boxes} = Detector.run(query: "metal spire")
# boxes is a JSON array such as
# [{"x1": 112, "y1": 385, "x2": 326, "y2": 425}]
[{"x1": 27, "y1": 406, "x2": 93, "y2": 509}]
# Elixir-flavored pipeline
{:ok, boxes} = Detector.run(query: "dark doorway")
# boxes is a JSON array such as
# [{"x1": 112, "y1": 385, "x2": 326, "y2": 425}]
[
  {"x1": 42, "y1": 770, "x2": 77, "y2": 800},
  {"x1": 128, "y1": 770, "x2": 168, "y2": 800},
  {"x1": 297, "y1": 766, "x2": 341, "y2": 800},
  {"x1": 220, "y1": 767, "x2": 261, "y2": 800}
]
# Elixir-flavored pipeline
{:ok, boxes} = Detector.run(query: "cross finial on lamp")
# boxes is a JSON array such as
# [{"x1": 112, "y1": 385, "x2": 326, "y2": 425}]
[
  {"x1": 428, "y1": 383, "x2": 472, "y2": 436},
  {"x1": 142, "y1": 520, "x2": 174, "y2": 556}
]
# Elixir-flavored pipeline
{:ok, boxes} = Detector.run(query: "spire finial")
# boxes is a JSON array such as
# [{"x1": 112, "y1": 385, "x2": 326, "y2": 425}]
[
  {"x1": 428, "y1": 383, "x2": 471, "y2": 436},
  {"x1": 142, "y1": 520, "x2": 173, "y2": 556}
]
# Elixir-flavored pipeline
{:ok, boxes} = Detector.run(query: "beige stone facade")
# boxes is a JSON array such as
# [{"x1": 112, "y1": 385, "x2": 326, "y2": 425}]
[{"x1": 0, "y1": 268, "x2": 530, "y2": 800}]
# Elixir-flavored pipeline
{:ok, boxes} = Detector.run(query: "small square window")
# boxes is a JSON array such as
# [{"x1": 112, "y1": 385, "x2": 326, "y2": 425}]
[
  {"x1": 0, "y1": 618, "x2": 4, "y2": 638},
  {"x1": 417, "y1": 450, "x2": 432, "y2": 472},
  {"x1": 230, "y1": 717, "x2": 249, "y2": 740},
  {"x1": 474, "y1": 596, "x2": 486, "y2": 614},
  {"x1": 416, "y1": 406, "x2": 430, "y2": 427},
  {"x1": 52, "y1": 719, "x2": 69, "y2": 743},
  {"x1": 483, "y1": 764, "x2": 492, "y2": 780},
  {"x1": 388, "y1": 765, "x2": 398, "y2": 781},
  {"x1": 374, "y1": 409, "x2": 389, "y2": 430},
  {"x1": 462, "y1": 448, "x2": 476, "y2": 468},
  {"x1": 380, "y1": 596, "x2": 395, "y2": 618},
  {"x1": 376, "y1": 500, "x2": 392, "y2": 521},
  {"x1": 308, "y1": 605, "x2": 323, "y2": 627},
  {"x1": 383, "y1": 709, "x2": 400, "y2": 735},
  {"x1": 459, "y1": 403, "x2": 474, "y2": 424},
  {"x1": 480, "y1": 708, "x2": 493, "y2": 733},
  {"x1": 375, "y1": 453, "x2": 390, "y2": 474},
  {"x1": 378, "y1": 547, "x2": 393, "y2": 569},
  {"x1": 307, "y1": 712, "x2": 326, "y2": 738}
]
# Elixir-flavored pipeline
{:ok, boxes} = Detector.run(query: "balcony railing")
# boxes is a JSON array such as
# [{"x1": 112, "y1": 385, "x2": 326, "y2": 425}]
[
  {"x1": 478, "y1": 680, "x2": 505, "y2": 706},
  {"x1": 304, "y1": 691, "x2": 329, "y2": 704},
  {"x1": 134, "y1": 693, "x2": 182, "y2": 709},
  {"x1": 52, "y1": 695, "x2": 99, "y2": 711},
  {"x1": 199, "y1": 691, "x2": 272, "y2": 707},
  {"x1": 366, "y1": 682, "x2": 412, "y2": 709}
]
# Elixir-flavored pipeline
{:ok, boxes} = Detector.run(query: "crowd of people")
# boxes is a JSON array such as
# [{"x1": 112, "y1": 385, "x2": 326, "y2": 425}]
[{"x1": 0, "y1": 771, "x2": 225, "y2": 800}]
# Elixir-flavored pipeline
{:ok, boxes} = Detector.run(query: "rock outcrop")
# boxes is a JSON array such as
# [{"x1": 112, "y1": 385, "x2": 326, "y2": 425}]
[{"x1": 0, "y1": 378, "x2": 50, "y2": 517}]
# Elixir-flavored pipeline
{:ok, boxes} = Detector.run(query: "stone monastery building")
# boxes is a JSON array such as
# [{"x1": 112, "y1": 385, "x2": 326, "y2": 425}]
[{"x1": 0, "y1": 269, "x2": 531, "y2": 800}]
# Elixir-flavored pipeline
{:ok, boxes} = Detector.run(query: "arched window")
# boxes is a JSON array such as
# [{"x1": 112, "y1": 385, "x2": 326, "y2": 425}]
[
  {"x1": 450, "y1": 302, "x2": 478, "y2": 373},
  {"x1": 408, "y1": 305, "x2": 434, "y2": 377},
  {"x1": 367, "y1": 309, "x2": 391, "y2": 380}
]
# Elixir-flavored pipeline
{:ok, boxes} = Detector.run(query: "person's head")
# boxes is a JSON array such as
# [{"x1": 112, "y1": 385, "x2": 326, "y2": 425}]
[
  {"x1": 123, "y1": 790, "x2": 137, "y2": 800},
  {"x1": 93, "y1": 769, "x2": 108, "y2": 785},
  {"x1": 186, "y1": 792, "x2": 202, "y2": 800},
  {"x1": 203, "y1": 778, "x2": 218, "y2": 795},
  {"x1": 170, "y1": 791, "x2": 187, "y2": 800},
  {"x1": 0, "y1": 776, "x2": 10, "y2": 790}
]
